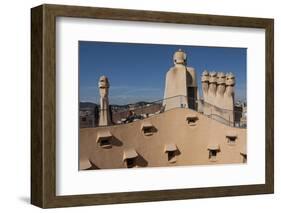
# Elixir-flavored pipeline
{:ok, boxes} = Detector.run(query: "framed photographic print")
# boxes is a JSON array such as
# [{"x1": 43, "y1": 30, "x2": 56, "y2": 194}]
[{"x1": 31, "y1": 4, "x2": 274, "y2": 208}]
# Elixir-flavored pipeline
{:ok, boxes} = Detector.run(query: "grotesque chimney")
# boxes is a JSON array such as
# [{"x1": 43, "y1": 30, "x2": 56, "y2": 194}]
[
  {"x1": 98, "y1": 76, "x2": 111, "y2": 126},
  {"x1": 163, "y1": 49, "x2": 198, "y2": 111}
]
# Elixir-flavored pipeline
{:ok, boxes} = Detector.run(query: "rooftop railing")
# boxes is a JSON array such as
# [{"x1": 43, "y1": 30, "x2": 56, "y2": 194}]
[
  {"x1": 80, "y1": 95, "x2": 246, "y2": 128},
  {"x1": 97, "y1": 95, "x2": 246, "y2": 128},
  {"x1": 198, "y1": 99, "x2": 246, "y2": 128}
]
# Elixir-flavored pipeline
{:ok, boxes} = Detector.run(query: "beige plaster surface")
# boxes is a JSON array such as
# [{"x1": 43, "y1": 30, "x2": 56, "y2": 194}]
[
  {"x1": 163, "y1": 49, "x2": 198, "y2": 111},
  {"x1": 98, "y1": 76, "x2": 111, "y2": 126},
  {"x1": 201, "y1": 70, "x2": 235, "y2": 123},
  {"x1": 80, "y1": 107, "x2": 246, "y2": 170}
]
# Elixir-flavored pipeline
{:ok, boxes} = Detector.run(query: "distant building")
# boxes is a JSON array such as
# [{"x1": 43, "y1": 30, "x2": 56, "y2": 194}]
[
  {"x1": 79, "y1": 107, "x2": 97, "y2": 128},
  {"x1": 233, "y1": 101, "x2": 246, "y2": 127},
  {"x1": 236, "y1": 101, "x2": 247, "y2": 127}
]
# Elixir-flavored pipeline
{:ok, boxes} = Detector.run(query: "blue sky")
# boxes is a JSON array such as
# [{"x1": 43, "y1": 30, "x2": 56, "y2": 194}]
[{"x1": 79, "y1": 41, "x2": 247, "y2": 105}]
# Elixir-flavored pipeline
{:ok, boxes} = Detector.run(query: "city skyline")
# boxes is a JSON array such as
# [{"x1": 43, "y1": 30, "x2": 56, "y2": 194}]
[{"x1": 79, "y1": 41, "x2": 247, "y2": 105}]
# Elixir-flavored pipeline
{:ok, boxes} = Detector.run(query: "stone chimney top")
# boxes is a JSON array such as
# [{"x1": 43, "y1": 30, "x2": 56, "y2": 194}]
[
  {"x1": 98, "y1": 76, "x2": 110, "y2": 88},
  {"x1": 173, "y1": 49, "x2": 187, "y2": 65}
]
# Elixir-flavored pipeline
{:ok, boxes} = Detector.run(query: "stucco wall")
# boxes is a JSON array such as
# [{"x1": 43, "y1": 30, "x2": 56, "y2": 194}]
[{"x1": 80, "y1": 107, "x2": 246, "y2": 170}]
